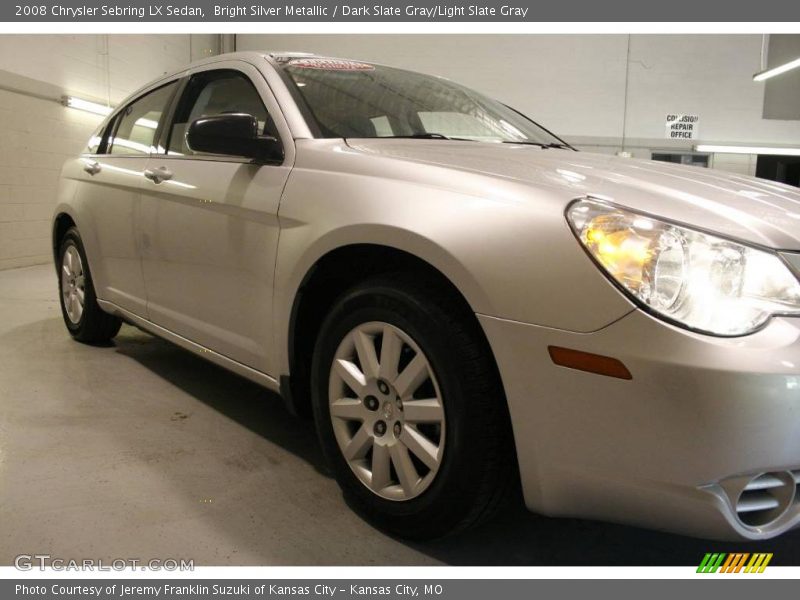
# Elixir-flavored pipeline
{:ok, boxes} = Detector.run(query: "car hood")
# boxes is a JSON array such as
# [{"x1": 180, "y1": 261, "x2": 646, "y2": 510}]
[{"x1": 345, "y1": 139, "x2": 800, "y2": 251}]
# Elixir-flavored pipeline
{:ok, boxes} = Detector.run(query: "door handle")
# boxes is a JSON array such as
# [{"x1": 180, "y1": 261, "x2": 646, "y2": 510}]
[
  {"x1": 83, "y1": 161, "x2": 101, "y2": 176},
  {"x1": 143, "y1": 166, "x2": 173, "y2": 184}
]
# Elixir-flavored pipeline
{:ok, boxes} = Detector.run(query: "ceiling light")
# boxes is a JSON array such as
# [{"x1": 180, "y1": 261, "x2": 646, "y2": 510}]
[
  {"x1": 695, "y1": 144, "x2": 800, "y2": 156},
  {"x1": 62, "y1": 96, "x2": 113, "y2": 116},
  {"x1": 753, "y1": 56, "x2": 800, "y2": 81}
]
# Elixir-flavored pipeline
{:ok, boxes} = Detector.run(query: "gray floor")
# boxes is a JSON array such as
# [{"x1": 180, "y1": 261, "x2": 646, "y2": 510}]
[{"x1": 3, "y1": 264, "x2": 800, "y2": 567}]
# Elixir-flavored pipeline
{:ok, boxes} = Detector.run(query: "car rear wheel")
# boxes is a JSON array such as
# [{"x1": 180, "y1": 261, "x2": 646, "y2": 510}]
[
  {"x1": 311, "y1": 273, "x2": 515, "y2": 539},
  {"x1": 58, "y1": 227, "x2": 122, "y2": 343}
]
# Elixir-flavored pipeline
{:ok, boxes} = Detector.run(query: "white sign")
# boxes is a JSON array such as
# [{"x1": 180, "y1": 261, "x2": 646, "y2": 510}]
[{"x1": 665, "y1": 114, "x2": 700, "y2": 140}]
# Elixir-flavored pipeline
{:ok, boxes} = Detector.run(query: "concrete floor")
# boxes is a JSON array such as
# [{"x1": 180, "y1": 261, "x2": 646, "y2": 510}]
[{"x1": 2, "y1": 264, "x2": 800, "y2": 566}]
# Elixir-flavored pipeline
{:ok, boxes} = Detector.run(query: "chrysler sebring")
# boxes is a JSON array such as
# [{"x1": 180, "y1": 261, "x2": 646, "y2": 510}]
[{"x1": 52, "y1": 52, "x2": 800, "y2": 540}]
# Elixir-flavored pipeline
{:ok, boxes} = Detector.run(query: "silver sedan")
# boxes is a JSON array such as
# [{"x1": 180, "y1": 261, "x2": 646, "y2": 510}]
[{"x1": 52, "y1": 52, "x2": 800, "y2": 540}]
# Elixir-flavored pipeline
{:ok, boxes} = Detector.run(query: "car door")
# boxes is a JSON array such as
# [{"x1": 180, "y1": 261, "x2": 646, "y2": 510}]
[
  {"x1": 138, "y1": 62, "x2": 293, "y2": 375},
  {"x1": 75, "y1": 80, "x2": 179, "y2": 316}
]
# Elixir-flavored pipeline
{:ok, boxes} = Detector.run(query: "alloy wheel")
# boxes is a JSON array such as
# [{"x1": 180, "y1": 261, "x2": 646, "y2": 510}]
[
  {"x1": 328, "y1": 321, "x2": 446, "y2": 501},
  {"x1": 61, "y1": 245, "x2": 85, "y2": 324}
]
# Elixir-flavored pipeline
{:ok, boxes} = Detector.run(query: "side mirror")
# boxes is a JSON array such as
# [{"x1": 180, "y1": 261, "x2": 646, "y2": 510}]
[{"x1": 186, "y1": 113, "x2": 283, "y2": 163}]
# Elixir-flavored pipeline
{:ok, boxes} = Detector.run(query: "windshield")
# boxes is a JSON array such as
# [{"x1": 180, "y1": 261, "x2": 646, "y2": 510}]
[{"x1": 279, "y1": 57, "x2": 568, "y2": 145}]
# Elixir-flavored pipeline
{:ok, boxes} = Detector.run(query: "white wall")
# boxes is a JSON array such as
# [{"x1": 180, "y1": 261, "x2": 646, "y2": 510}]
[
  {"x1": 623, "y1": 36, "x2": 798, "y2": 145},
  {"x1": 0, "y1": 35, "x2": 218, "y2": 270},
  {"x1": 239, "y1": 34, "x2": 800, "y2": 165},
  {"x1": 0, "y1": 88, "x2": 101, "y2": 270}
]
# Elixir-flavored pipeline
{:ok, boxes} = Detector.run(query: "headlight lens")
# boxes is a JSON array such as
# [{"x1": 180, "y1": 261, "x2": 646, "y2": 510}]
[{"x1": 567, "y1": 198, "x2": 800, "y2": 336}]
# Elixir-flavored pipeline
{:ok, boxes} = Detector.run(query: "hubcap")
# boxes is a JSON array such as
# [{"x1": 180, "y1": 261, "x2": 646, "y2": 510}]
[
  {"x1": 328, "y1": 321, "x2": 446, "y2": 501},
  {"x1": 61, "y1": 245, "x2": 85, "y2": 324}
]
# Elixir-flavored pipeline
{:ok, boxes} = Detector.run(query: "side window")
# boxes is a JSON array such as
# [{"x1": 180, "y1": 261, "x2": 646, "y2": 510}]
[
  {"x1": 109, "y1": 81, "x2": 178, "y2": 156},
  {"x1": 166, "y1": 70, "x2": 278, "y2": 157}
]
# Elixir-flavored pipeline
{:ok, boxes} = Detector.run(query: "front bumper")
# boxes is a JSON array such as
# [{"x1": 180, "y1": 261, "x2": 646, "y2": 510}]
[{"x1": 479, "y1": 309, "x2": 800, "y2": 540}]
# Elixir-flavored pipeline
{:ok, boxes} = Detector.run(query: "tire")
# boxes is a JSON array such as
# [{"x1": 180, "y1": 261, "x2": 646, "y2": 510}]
[
  {"x1": 311, "y1": 273, "x2": 515, "y2": 539},
  {"x1": 57, "y1": 227, "x2": 122, "y2": 344}
]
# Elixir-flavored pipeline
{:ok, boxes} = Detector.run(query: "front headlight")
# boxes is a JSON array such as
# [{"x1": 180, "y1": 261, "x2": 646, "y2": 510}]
[{"x1": 566, "y1": 198, "x2": 800, "y2": 336}]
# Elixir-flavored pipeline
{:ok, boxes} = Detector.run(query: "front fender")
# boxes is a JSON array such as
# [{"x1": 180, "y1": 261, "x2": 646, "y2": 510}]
[{"x1": 272, "y1": 142, "x2": 635, "y2": 376}]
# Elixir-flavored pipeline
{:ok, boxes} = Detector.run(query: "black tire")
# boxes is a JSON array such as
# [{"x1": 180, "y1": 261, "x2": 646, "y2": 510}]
[
  {"x1": 311, "y1": 273, "x2": 516, "y2": 539},
  {"x1": 57, "y1": 227, "x2": 122, "y2": 344}
]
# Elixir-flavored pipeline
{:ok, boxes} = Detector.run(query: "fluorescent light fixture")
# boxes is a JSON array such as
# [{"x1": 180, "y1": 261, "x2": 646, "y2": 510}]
[
  {"x1": 63, "y1": 96, "x2": 158, "y2": 131},
  {"x1": 695, "y1": 144, "x2": 800, "y2": 156},
  {"x1": 753, "y1": 56, "x2": 800, "y2": 81},
  {"x1": 63, "y1": 96, "x2": 159, "y2": 130},
  {"x1": 62, "y1": 96, "x2": 112, "y2": 116}
]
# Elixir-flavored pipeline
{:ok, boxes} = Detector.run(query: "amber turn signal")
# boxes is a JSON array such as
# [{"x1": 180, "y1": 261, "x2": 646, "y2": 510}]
[{"x1": 548, "y1": 346, "x2": 632, "y2": 380}]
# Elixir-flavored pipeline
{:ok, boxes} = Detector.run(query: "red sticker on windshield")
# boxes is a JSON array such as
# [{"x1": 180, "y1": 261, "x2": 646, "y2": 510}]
[{"x1": 290, "y1": 58, "x2": 374, "y2": 71}]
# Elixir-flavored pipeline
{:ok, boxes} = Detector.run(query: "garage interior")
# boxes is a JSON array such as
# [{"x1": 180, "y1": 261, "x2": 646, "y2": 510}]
[{"x1": 2, "y1": 34, "x2": 800, "y2": 565}]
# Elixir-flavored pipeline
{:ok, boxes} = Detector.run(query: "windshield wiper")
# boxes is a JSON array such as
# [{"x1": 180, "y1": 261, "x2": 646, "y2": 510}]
[
  {"x1": 501, "y1": 140, "x2": 572, "y2": 149},
  {"x1": 379, "y1": 133, "x2": 476, "y2": 141},
  {"x1": 401, "y1": 133, "x2": 451, "y2": 139}
]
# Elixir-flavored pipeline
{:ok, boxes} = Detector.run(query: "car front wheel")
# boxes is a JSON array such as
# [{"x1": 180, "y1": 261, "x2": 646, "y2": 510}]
[{"x1": 311, "y1": 273, "x2": 515, "y2": 539}]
